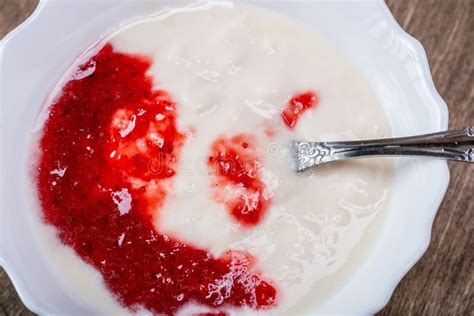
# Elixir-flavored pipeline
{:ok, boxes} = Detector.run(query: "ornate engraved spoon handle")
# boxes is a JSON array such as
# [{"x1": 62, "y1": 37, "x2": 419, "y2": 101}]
[{"x1": 293, "y1": 126, "x2": 474, "y2": 172}]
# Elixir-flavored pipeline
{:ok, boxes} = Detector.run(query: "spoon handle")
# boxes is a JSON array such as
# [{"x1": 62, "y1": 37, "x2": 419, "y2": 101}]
[{"x1": 293, "y1": 126, "x2": 474, "y2": 172}]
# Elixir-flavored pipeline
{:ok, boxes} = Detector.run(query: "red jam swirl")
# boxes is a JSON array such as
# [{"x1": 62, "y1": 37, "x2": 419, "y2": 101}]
[
  {"x1": 36, "y1": 43, "x2": 276, "y2": 315},
  {"x1": 208, "y1": 134, "x2": 270, "y2": 226},
  {"x1": 281, "y1": 91, "x2": 318, "y2": 128}
]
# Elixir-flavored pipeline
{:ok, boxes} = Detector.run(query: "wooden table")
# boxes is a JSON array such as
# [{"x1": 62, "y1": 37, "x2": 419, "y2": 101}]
[{"x1": 0, "y1": 0, "x2": 472, "y2": 315}]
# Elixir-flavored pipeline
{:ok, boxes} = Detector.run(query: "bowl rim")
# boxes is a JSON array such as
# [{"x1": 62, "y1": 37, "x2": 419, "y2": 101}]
[
  {"x1": 0, "y1": 0, "x2": 450, "y2": 314},
  {"x1": 0, "y1": 0, "x2": 49, "y2": 314},
  {"x1": 367, "y1": 1, "x2": 450, "y2": 313}
]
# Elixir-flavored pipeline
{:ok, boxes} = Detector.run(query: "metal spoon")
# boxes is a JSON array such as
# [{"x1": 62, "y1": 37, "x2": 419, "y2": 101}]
[{"x1": 293, "y1": 126, "x2": 474, "y2": 172}]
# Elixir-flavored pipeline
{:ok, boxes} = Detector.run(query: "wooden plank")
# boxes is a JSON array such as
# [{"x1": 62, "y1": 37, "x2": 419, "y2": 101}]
[{"x1": 0, "y1": 0, "x2": 472, "y2": 315}]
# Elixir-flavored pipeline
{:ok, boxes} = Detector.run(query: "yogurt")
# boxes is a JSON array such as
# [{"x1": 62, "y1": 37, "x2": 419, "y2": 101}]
[{"x1": 32, "y1": 3, "x2": 394, "y2": 315}]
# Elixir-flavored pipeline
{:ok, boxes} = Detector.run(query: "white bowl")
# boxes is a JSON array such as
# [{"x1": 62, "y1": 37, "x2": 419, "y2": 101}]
[{"x1": 0, "y1": 0, "x2": 449, "y2": 314}]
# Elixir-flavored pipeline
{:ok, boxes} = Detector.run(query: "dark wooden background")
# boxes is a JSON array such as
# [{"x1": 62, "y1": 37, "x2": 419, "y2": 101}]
[{"x1": 0, "y1": 0, "x2": 472, "y2": 315}]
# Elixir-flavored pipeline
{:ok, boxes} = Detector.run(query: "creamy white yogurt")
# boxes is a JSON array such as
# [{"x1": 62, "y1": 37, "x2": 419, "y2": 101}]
[{"x1": 32, "y1": 3, "x2": 393, "y2": 315}]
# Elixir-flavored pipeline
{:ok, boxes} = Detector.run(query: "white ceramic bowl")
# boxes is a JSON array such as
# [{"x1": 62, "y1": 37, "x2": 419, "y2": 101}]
[{"x1": 0, "y1": 0, "x2": 449, "y2": 314}]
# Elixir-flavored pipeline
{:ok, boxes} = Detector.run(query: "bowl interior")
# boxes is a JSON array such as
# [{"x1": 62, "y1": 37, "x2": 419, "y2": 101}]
[{"x1": 0, "y1": 0, "x2": 448, "y2": 314}]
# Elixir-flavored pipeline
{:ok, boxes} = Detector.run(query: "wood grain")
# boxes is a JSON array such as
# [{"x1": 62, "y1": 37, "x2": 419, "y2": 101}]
[{"x1": 0, "y1": 0, "x2": 472, "y2": 315}]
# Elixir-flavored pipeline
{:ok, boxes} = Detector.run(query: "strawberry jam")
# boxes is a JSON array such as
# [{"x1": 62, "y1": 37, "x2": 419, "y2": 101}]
[
  {"x1": 281, "y1": 91, "x2": 318, "y2": 128},
  {"x1": 36, "y1": 43, "x2": 276, "y2": 314},
  {"x1": 208, "y1": 134, "x2": 270, "y2": 226}
]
